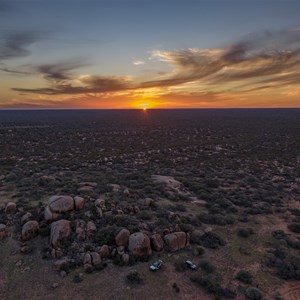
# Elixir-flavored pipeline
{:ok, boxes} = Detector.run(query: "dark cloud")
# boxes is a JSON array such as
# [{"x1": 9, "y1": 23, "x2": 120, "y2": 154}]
[
  {"x1": 0, "y1": 65, "x2": 28, "y2": 75},
  {"x1": 0, "y1": 31, "x2": 43, "y2": 60},
  {"x1": 13, "y1": 75, "x2": 133, "y2": 95},
  {"x1": 36, "y1": 61, "x2": 88, "y2": 82}
]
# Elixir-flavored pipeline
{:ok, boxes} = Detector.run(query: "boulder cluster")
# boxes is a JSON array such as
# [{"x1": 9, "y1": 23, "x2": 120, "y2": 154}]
[{"x1": 1, "y1": 193, "x2": 192, "y2": 274}]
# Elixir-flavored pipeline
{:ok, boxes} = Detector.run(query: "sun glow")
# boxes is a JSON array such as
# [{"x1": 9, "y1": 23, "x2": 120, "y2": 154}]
[{"x1": 132, "y1": 101, "x2": 154, "y2": 110}]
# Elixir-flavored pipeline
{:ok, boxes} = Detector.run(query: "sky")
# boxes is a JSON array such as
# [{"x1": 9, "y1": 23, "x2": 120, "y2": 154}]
[{"x1": 1, "y1": 0, "x2": 300, "y2": 109}]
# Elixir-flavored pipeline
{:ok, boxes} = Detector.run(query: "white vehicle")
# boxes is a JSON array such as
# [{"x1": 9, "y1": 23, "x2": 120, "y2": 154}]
[
  {"x1": 185, "y1": 260, "x2": 197, "y2": 270},
  {"x1": 149, "y1": 259, "x2": 163, "y2": 271}
]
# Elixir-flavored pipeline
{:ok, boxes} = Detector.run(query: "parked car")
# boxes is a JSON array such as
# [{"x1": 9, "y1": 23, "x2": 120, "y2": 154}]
[
  {"x1": 185, "y1": 260, "x2": 197, "y2": 270},
  {"x1": 149, "y1": 259, "x2": 163, "y2": 271}
]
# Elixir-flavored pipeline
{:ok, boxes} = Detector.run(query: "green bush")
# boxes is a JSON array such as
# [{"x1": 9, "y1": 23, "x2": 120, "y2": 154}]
[
  {"x1": 287, "y1": 223, "x2": 300, "y2": 233},
  {"x1": 199, "y1": 260, "x2": 215, "y2": 273},
  {"x1": 272, "y1": 230, "x2": 286, "y2": 239},
  {"x1": 126, "y1": 271, "x2": 143, "y2": 284},
  {"x1": 235, "y1": 270, "x2": 252, "y2": 284},
  {"x1": 245, "y1": 287, "x2": 263, "y2": 300},
  {"x1": 237, "y1": 228, "x2": 254, "y2": 238}
]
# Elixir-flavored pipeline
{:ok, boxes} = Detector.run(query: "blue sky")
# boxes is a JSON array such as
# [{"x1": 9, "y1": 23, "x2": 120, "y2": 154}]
[{"x1": 1, "y1": 0, "x2": 300, "y2": 108}]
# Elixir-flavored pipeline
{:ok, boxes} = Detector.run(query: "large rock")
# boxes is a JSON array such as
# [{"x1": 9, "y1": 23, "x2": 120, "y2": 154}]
[
  {"x1": 115, "y1": 228, "x2": 130, "y2": 247},
  {"x1": 22, "y1": 220, "x2": 39, "y2": 241},
  {"x1": 74, "y1": 196, "x2": 85, "y2": 210},
  {"x1": 164, "y1": 232, "x2": 188, "y2": 252},
  {"x1": 50, "y1": 220, "x2": 71, "y2": 248},
  {"x1": 48, "y1": 195, "x2": 74, "y2": 213},
  {"x1": 0, "y1": 224, "x2": 7, "y2": 240},
  {"x1": 150, "y1": 233, "x2": 164, "y2": 251},
  {"x1": 90, "y1": 252, "x2": 101, "y2": 266},
  {"x1": 128, "y1": 232, "x2": 152, "y2": 257},
  {"x1": 5, "y1": 202, "x2": 16, "y2": 214},
  {"x1": 98, "y1": 245, "x2": 110, "y2": 259}
]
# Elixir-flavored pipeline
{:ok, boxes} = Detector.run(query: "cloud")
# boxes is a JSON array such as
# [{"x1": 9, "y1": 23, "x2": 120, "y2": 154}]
[
  {"x1": 10, "y1": 26, "x2": 300, "y2": 99},
  {"x1": 0, "y1": 62, "x2": 29, "y2": 75},
  {"x1": 0, "y1": 31, "x2": 44, "y2": 60},
  {"x1": 13, "y1": 74, "x2": 133, "y2": 95},
  {"x1": 145, "y1": 28, "x2": 300, "y2": 92},
  {"x1": 36, "y1": 61, "x2": 88, "y2": 82},
  {"x1": 133, "y1": 60, "x2": 145, "y2": 65}
]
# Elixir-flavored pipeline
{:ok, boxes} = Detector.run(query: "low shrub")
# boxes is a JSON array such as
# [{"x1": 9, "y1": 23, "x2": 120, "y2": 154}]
[
  {"x1": 272, "y1": 230, "x2": 286, "y2": 239},
  {"x1": 245, "y1": 287, "x2": 263, "y2": 300},
  {"x1": 200, "y1": 232, "x2": 226, "y2": 249},
  {"x1": 287, "y1": 223, "x2": 300, "y2": 233},
  {"x1": 235, "y1": 270, "x2": 252, "y2": 284},
  {"x1": 237, "y1": 228, "x2": 254, "y2": 238},
  {"x1": 199, "y1": 260, "x2": 215, "y2": 273},
  {"x1": 126, "y1": 271, "x2": 143, "y2": 284}
]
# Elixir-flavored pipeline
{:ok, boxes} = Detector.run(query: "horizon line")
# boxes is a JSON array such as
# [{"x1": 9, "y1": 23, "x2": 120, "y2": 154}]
[{"x1": 1, "y1": 107, "x2": 300, "y2": 111}]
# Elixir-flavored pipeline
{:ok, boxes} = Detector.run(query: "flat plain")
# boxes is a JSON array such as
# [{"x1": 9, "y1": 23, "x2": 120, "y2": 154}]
[{"x1": 0, "y1": 109, "x2": 300, "y2": 300}]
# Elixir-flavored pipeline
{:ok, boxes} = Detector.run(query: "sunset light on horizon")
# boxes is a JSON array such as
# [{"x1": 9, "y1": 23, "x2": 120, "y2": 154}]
[{"x1": 1, "y1": 0, "x2": 300, "y2": 109}]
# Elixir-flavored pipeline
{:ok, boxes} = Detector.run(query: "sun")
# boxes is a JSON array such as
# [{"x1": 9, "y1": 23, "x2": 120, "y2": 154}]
[{"x1": 137, "y1": 103, "x2": 149, "y2": 110}]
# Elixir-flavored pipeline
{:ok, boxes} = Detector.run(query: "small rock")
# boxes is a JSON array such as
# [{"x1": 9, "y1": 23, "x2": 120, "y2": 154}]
[
  {"x1": 21, "y1": 220, "x2": 39, "y2": 241},
  {"x1": 0, "y1": 224, "x2": 7, "y2": 241},
  {"x1": 123, "y1": 188, "x2": 130, "y2": 196},
  {"x1": 21, "y1": 212, "x2": 32, "y2": 224},
  {"x1": 60, "y1": 270, "x2": 67, "y2": 278},
  {"x1": 122, "y1": 253, "x2": 130, "y2": 265},
  {"x1": 117, "y1": 246, "x2": 125, "y2": 255},
  {"x1": 50, "y1": 220, "x2": 71, "y2": 248},
  {"x1": 52, "y1": 283, "x2": 59, "y2": 289},
  {"x1": 90, "y1": 252, "x2": 101, "y2": 266},
  {"x1": 95, "y1": 198, "x2": 105, "y2": 208},
  {"x1": 5, "y1": 202, "x2": 16, "y2": 214},
  {"x1": 83, "y1": 252, "x2": 92, "y2": 265},
  {"x1": 74, "y1": 196, "x2": 85, "y2": 210},
  {"x1": 98, "y1": 245, "x2": 110, "y2": 259},
  {"x1": 86, "y1": 221, "x2": 96, "y2": 237},
  {"x1": 54, "y1": 259, "x2": 68, "y2": 271},
  {"x1": 115, "y1": 228, "x2": 130, "y2": 247}
]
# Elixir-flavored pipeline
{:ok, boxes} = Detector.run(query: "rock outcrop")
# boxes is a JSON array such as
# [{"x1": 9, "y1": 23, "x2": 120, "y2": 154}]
[
  {"x1": 50, "y1": 220, "x2": 71, "y2": 247},
  {"x1": 22, "y1": 220, "x2": 39, "y2": 241},
  {"x1": 128, "y1": 232, "x2": 152, "y2": 257},
  {"x1": 45, "y1": 195, "x2": 85, "y2": 222}
]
